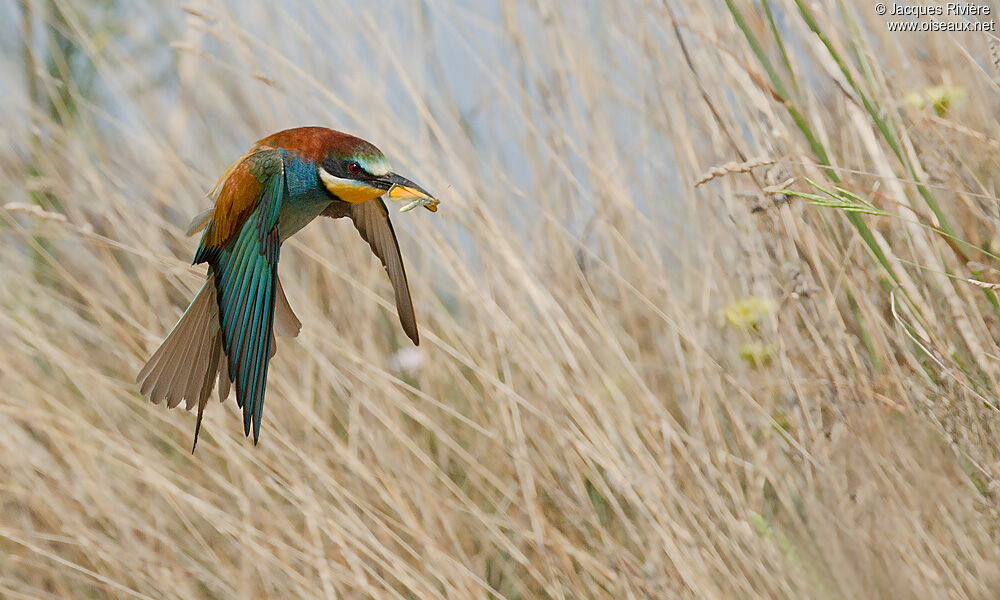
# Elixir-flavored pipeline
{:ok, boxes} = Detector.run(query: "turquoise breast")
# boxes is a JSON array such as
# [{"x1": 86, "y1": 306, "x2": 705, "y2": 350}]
[{"x1": 277, "y1": 153, "x2": 333, "y2": 241}]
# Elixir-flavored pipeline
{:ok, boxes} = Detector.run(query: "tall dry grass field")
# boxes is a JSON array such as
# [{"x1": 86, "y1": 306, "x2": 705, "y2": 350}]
[{"x1": 3, "y1": 0, "x2": 1000, "y2": 598}]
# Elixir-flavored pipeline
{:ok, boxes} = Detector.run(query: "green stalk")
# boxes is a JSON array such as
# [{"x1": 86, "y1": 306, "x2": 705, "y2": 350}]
[
  {"x1": 761, "y1": 0, "x2": 795, "y2": 93},
  {"x1": 793, "y1": 0, "x2": 999, "y2": 310},
  {"x1": 723, "y1": 0, "x2": 901, "y2": 287}
]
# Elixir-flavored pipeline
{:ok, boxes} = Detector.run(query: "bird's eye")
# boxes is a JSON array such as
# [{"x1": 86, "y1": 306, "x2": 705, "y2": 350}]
[{"x1": 347, "y1": 161, "x2": 362, "y2": 175}]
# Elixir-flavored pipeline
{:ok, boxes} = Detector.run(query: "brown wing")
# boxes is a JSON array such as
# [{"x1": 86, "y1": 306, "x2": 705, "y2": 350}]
[
  {"x1": 324, "y1": 199, "x2": 419, "y2": 345},
  {"x1": 198, "y1": 146, "x2": 281, "y2": 249}
]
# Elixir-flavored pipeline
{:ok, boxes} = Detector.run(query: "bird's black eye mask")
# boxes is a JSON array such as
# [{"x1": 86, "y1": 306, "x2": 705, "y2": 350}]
[{"x1": 321, "y1": 157, "x2": 371, "y2": 180}]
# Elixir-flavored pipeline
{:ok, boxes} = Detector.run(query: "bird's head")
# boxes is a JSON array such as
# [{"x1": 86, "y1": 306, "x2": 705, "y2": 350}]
[{"x1": 318, "y1": 136, "x2": 438, "y2": 212}]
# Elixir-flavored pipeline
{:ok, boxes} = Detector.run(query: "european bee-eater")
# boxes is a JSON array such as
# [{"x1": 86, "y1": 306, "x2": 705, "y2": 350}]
[{"x1": 136, "y1": 127, "x2": 438, "y2": 448}]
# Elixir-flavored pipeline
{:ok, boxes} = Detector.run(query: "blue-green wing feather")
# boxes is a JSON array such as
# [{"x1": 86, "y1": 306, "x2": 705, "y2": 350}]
[{"x1": 194, "y1": 149, "x2": 284, "y2": 443}]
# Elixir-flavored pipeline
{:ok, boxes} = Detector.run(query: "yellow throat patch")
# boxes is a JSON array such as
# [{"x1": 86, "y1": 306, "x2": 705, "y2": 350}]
[{"x1": 319, "y1": 169, "x2": 385, "y2": 204}]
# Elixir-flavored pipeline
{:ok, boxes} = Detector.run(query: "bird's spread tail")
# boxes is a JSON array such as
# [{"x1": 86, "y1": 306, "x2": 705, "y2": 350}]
[
  {"x1": 136, "y1": 276, "x2": 227, "y2": 450},
  {"x1": 136, "y1": 274, "x2": 300, "y2": 450}
]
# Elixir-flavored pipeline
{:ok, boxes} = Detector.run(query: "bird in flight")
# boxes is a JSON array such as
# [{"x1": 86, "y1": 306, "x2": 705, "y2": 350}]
[{"x1": 136, "y1": 126, "x2": 439, "y2": 449}]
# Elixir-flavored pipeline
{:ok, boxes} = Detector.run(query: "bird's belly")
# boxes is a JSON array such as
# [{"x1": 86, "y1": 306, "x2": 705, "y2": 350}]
[{"x1": 278, "y1": 192, "x2": 331, "y2": 242}]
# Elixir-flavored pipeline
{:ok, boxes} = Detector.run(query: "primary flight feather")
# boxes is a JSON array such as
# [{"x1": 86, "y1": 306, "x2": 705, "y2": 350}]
[{"x1": 136, "y1": 127, "x2": 439, "y2": 448}]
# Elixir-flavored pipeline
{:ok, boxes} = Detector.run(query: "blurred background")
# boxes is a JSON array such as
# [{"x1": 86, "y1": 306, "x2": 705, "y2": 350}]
[{"x1": 3, "y1": 0, "x2": 1000, "y2": 597}]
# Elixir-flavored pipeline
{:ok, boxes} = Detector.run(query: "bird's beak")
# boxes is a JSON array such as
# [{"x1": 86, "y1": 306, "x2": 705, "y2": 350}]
[{"x1": 380, "y1": 172, "x2": 439, "y2": 213}]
